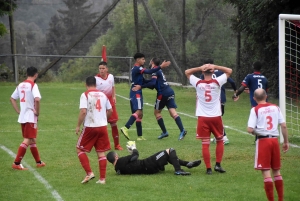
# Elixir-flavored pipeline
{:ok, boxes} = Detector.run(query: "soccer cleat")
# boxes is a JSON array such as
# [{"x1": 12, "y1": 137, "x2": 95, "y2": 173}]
[
  {"x1": 158, "y1": 132, "x2": 169, "y2": 139},
  {"x1": 206, "y1": 168, "x2": 212, "y2": 175},
  {"x1": 174, "y1": 169, "x2": 191, "y2": 176},
  {"x1": 214, "y1": 165, "x2": 226, "y2": 173},
  {"x1": 81, "y1": 173, "x2": 95, "y2": 184},
  {"x1": 96, "y1": 179, "x2": 106, "y2": 184},
  {"x1": 178, "y1": 130, "x2": 187, "y2": 140},
  {"x1": 115, "y1": 144, "x2": 123, "y2": 150},
  {"x1": 223, "y1": 136, "x2": 229, "y2": 145},
  {"x1": 186, "y1": 160, "x2": 201, "y2": 169},
  {"x1": 120, "y1": 127, "x2": 130, "y2": 140},
  {"x1": 137, "y1": 136, "x2": 146, "y2": 141},
  {"x1": 36, "y1": 161, "x2": 46, "y2": 168},
  {"x1": 12, "y1": 163, "x2": 28, "y2": 170}
]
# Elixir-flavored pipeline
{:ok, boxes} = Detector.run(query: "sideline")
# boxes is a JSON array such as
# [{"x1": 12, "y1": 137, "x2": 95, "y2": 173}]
[
  {"x1": 0, "y1": 145, "x2": 64, "y2": 201},
  {"x1": 116, "y1": 94, "x2": 300, "y2": 149}
]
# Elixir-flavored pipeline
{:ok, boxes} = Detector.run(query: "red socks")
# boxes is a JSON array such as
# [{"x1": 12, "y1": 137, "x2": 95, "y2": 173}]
[
  {"x1": 14, "y1": 143, "x2": 28, "y2": 164},
  {"x1": 30, "y1": 143, "x2": 41, "y2": 163},
  {"x1": 264, "y1": 177, "x2": 274, "y2": 201},
  {"x1": 201, "y1": 141, "x2": 211, "y2": 168},
  {"x1": 274, "y1": 175, "x2": 284, "y2": 201},
  {"x1": 78, "y1": 152, "x2": 92, "y2": 174},
  {"x1": 98, "y1": 156, "x2": 107, "y2": 180},
  {"x1": 111, "y1": 123, "x2": 119, "y2": 146},
  {"x1": 216, "y1": 139, "x2": 224, "y2": 163}
]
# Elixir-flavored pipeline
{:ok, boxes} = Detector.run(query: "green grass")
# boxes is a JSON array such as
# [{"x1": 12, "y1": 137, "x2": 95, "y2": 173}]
[{"x1": 0, "y1": 82, "x2": 300, "y2": 201}]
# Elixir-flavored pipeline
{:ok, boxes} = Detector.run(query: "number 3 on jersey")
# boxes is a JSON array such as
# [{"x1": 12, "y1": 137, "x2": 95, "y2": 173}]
[
  {"x1": 266, "y1": 116, "x2": 273, "y2": 130},
  {"x1": 205, "y1": 90, "x2": 212, "y2": 102},
  {"x1": 96, "y1": 99, "x2": 102, "y2": 111}
]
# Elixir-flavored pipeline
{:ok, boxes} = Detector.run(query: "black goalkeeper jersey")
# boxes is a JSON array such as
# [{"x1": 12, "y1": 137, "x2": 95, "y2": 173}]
[{"x1": 114, "y1": 149, "x2": 168, "y2": 175}]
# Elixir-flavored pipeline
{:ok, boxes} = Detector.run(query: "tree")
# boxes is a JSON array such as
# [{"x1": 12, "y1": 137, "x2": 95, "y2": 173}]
[
  {"x1": 224, "y1": 0, "x2": 300, "y2": 95},
  {"x1": 0, "y1": 0, "x2": 17, "y2": 37}
]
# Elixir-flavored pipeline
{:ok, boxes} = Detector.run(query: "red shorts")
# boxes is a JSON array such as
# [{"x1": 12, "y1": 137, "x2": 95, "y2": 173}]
[
  {"x1": 196, "y1": 116, "x2": 223, "y2": 140},
  {"x1": 254, "y1": 138, "x2": 281, "y2": 170},
  {"x1": 77, "y1": 126, "x2": 111, "y2": 152},
  {"x1": 108, "y1": 104, "x2": 119, "y2": 123},
  {"x1": 21, "y1": 123, "x2": 37, "y2": 138}
]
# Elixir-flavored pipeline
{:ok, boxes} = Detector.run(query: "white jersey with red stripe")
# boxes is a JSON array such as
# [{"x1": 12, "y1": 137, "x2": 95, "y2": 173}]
[
  {"x1": 95, "y1": 74, "x2": 114, "y2": 98},
  {"x1": 189, "y1": 74, "x2": 227, "y2": 117},
  {"x1": 79, "y1": 89, "x2": 112, "y2": 127},
  {"x1": 11, "y1": 80, "x2": 41, "y2": 123},
  {"x1": 247, "y1": 103, "x2": 285, "y2": 136}
]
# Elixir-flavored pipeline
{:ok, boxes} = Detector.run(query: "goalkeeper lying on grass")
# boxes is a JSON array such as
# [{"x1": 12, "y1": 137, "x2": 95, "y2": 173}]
[{"x1": 106, "y1": 141, "x2": 201, "y2": 175}]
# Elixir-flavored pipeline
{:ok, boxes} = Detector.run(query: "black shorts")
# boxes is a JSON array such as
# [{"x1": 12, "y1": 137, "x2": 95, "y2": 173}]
[{"x1": 142, "y1": 150, "x2": 169, "y2": 173}]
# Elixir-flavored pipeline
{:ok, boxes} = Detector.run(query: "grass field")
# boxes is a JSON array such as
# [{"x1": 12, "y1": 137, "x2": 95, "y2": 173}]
[{"x1": 0, "y1": 82, "x2": 300, "y2": 201}]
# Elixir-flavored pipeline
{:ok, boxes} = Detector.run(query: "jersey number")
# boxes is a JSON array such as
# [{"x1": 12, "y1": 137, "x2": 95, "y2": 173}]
[
  {"x1": 258, "y1": 79, "x2": 262, "y2": 88},
  {"x1": 21, "y1": 90, "x2": 26, "y2": 102},
  {"x1": 96, "y1": 99, "x2": 102, "y2": 111},
  {"x1": 205, "y1": 90, "x2": 212, "y2": 102},
  {"x1": 266, "y1": 116, "x2": 273, "y2": 130}
]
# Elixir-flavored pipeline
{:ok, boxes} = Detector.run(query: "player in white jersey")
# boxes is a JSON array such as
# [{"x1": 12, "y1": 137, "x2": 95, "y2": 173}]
[
  {"x1": 10, "y1": 66, "x2": 45, "y2": 170},
  {"x1": 75, "y1": 76, "x2": 113, "y2": 184},
  {"x1": 185, "y1": 63, "x2": 232, "y2": 175},
  {"x1": 247, "y1": 88, "x2": 289, "y2": 201},
  {"x1": 95, "y1": 61, "x2": 123, "y2": 150}
]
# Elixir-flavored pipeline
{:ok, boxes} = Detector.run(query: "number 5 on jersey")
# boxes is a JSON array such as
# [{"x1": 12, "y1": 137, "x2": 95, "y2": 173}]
[{"x1": 205, "y1": 90, "x2": 212, "y2": 102}]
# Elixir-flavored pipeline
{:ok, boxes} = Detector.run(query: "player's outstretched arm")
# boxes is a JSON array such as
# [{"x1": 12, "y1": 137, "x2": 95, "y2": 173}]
[{"x1": 232, "y1": 85, "x2": 246, "y2": 101}]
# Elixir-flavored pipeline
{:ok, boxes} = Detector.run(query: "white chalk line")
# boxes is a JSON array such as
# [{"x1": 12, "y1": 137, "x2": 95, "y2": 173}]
[
  {"x1": 0, "y1": 145, "x2": 64, "y2": 201},
  {"x1": 116, "y1": 94, "x2": 300, "y2": 149}
]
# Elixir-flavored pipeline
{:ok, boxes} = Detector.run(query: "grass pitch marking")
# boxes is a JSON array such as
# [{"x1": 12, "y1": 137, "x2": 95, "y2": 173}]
[
  {"x1": 0, "y1": 144, "x2": 64, "y2": 201},
  {"x1": 116, "y1": 94, "x2": 300, "y2": 149}
]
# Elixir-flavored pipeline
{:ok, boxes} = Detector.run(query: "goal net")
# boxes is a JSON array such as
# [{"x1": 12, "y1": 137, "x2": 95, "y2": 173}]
[{"x1": 279, "y1": 14, "x2": 300, "y2": 144}]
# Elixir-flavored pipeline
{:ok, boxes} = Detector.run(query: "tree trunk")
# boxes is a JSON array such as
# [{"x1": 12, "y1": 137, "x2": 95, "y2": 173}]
[
  {"x1": 140, "y1": 0, "x2": 183, "y2": 81},
  {"x1": 133, "y1": 0, "x2": 140, "y2": 53},
  {"x1": 236, "y1": 6, "x2": 241, "y2": 83},
  {"x1": 9, "y1": 5, "x2": 17, "y2": 84},
  {"x1": 181, "y1": 0, "x2": 187, "y2": 85}
]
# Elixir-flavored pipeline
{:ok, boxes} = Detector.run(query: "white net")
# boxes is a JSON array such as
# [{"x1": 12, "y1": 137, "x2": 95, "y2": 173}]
[{"x1": 283, "y1": 17, "x2": 300, "y2": 142}]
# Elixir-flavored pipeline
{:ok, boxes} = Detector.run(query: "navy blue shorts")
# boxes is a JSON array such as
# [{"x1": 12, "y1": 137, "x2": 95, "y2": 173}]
[
  {"x1": 130, "y1": 93, "x2": 143, "y2": 113},
  {"x1": 154, "y1": 94, "x2": 177, "y2": 110}
]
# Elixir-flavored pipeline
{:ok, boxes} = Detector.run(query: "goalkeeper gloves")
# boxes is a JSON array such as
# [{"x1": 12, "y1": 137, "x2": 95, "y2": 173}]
[{"x1": 126, "y1": 141, "x2": 136, "y2": 154}]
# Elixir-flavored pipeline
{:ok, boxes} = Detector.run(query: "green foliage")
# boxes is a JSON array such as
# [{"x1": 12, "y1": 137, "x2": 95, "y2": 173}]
[
  {"x1": 224, "y1": 0, "x2": 300, "y2": 95},
  {"x1": 58, "y1": 0, "x2": 237, "y2": 83},
  {"x1": 0, "y1": 82, "x2": 300, "y2": 201},
  {"x1": 0, "y1": 0, "x2": 17, "y2": 37}
]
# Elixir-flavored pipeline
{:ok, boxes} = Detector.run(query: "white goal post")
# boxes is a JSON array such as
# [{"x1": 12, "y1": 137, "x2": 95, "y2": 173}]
[{"x1": 278, "y1": 14, "x2": 300, "y2": 143}]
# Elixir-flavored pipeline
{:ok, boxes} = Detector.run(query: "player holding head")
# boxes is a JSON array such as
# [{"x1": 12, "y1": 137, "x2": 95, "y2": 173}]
[
  {"x1": 132, "y1": 57, "x2": 186, "y2": 140},
  {"x1": 185, "y1": 63, "x2": 232, "y2": 175},
  {"x1": 120, "y1": 53, "x2": 170, "y2": 141},
  {"x1": 200, "y1": 59, "x2": 237, "y2": 145},
  {"x1": 10, "y1": 66, "x2": 46, "y2": 170},
  {"x1": 233, "y1": 61, "x2": 268, "y2": 107},
  {"x1": 106, "y1": 141, "x2": 201, "y2": 175},
  {"x1": 75, "y1": 76, "x2": 113, "y2": 184},
  {"x1": 95, "y1": 61, "x2": 123, "y2": 150},
  {"x1": 247, "y1": 88, "x2": 289, "y2": 201}
]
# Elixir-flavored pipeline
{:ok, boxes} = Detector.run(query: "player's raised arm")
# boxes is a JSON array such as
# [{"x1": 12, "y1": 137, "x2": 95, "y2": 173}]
[
  {"x1": 185, "y1": 65, "x2": 208, "y2": 79},
  {"x1": 213, "y1": 65, "x2": 232, "y2": 78}
]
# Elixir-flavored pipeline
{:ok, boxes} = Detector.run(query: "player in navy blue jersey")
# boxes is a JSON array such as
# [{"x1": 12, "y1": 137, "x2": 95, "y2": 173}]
[
  {"x1": 132, "y1": 58, "x2": 187, "y2": 140},
  {"x1": 232, "y1": 61, "x2": 268, "y2": 107},
  {"x1": 120, "y1": 53, "x2": 170, "y2": 141},
  {"x1": 199, "y1": 59, "x2": 237, "y2": 145}
]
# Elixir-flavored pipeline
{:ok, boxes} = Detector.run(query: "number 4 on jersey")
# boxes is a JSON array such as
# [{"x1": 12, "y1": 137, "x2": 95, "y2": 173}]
[{"x1": 96, "y1": 99, "x2": 102, "y2": 111}]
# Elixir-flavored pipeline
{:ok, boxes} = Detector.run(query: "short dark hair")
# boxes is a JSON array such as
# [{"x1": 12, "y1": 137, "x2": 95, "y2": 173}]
[
  {"x1": 134, "y1": 53, "x2": 145, "y2": 60},
  {"x1": 85, "y1": 76, "x2": 96, "y2": 87},
  {"x1": 253, "y1": 61, "x2": 262, "y2": 71},
  {"x1": 152, "y1": 58, "x2": 160, "y2": 66},
  {"x1": 203, "y1": 59, "x2": 214, "y2": 64},
  {"x1": 99, "y1": 61, "x2": 107, "y2": 66},
  {"x1": 27, "y1": 66, "x2": 38, "y2": 77},
  {"x1": 106, "y1": 151, "x2": 117, "y2": 164}
]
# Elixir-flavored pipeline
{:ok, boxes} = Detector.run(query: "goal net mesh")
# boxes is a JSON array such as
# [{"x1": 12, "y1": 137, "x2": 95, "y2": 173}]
[{"x1": 285, "y1": 19, "x2": 300, "y2": 139}]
